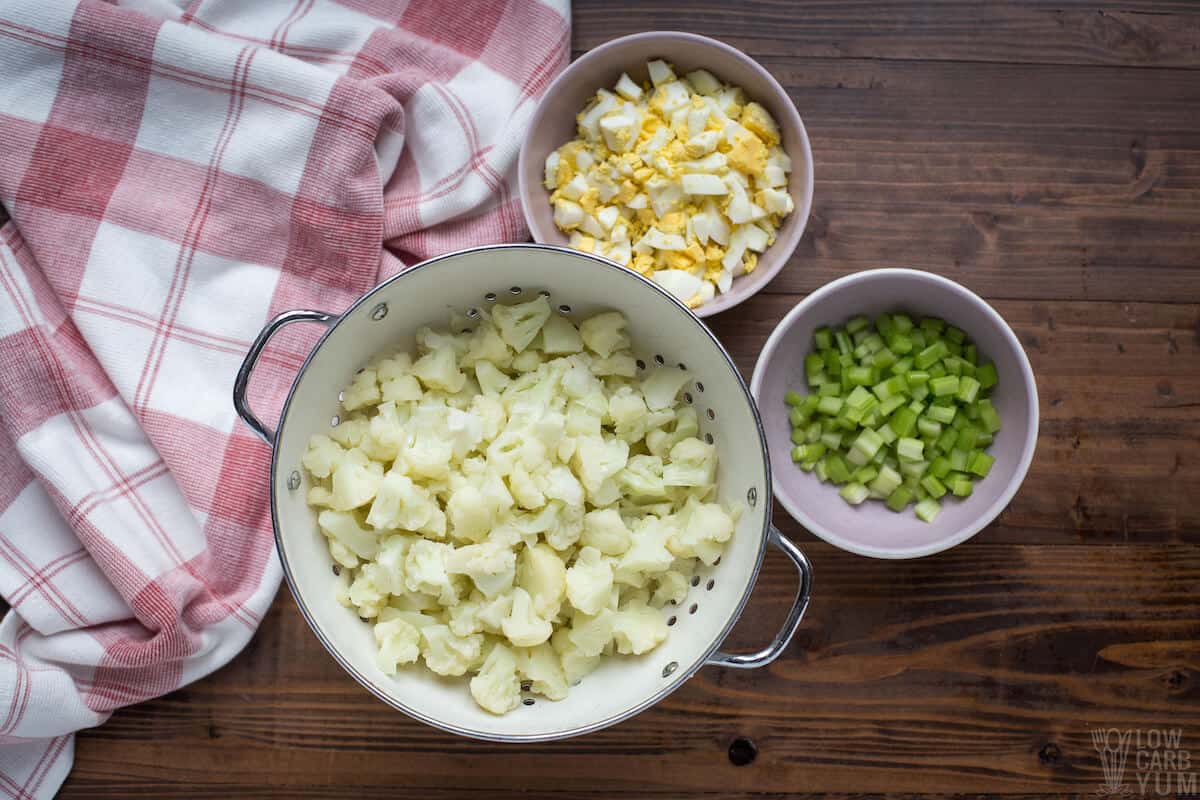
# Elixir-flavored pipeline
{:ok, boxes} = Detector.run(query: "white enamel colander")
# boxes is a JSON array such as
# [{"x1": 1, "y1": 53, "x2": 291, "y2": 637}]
[{"x1": 233, "y1": 243, "x2": 812, "y2": 741}]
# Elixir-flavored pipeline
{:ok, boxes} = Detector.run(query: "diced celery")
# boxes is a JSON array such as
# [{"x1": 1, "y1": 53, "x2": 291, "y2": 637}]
[
  {"x1": 824, "y1": 349, "x2": 841, "y2": 374},
  {"x1": 791, "y1": 445, "x2": 805, "y2": 462},
  {"x1": 795, "y1": 443, "x2": 827, "y2": 462},
  {"x1": 968, "y1": 451, "x2": 995, "y2": 477},
  {"x1": 935, "y1": 427, "x2": 959, "y2": 453},
  {"x1": 878, "y1": 395, "x2": 906, "y2": 417},
  {"x1": 845, "y1": 315, "x2": 870, "y2": 334},
  {"x1": 910, "y1": 384, "x2": 930, "y2": 402},
  {"x1": 920, "y1": 317, "x2": 946, "y2": 335},
  {"x1": 871, "y1": 348, "x2": 898, "y2": 370},
  {"x1": 927, "y1": 362, "x2": 946, "y2": 379},
  {"x1": 945, "y1": 325, "x2": 966, "y2": 344},
  {"x1": 905, "y1": 370, "x2": 930, "y2": 386},
  {"x1": 785, "y1": 390, "x2": 805, "y2": 407},
  {"x1": 814, "y1": 459, "x2": 829, "y2": 482},
  {"x1": 942, "y1": 356, "x2": 963, "y2": 376},
  {"x1": 807, "y1": 371, "x2": 825, "y2": 388},
  {"x1": 899, "y1": 459, "x2": 928, "y2": 478},
  {"x1": 949, "y1": 448, "x2": 968, "y2": 471},
  {"x1": 964, "y1": 344, "x2": 977, "y2": 365},
  {"x1": 889, "y1": 406, "x2": 918, "y2": 437},
  {"x1": 872, "y1": 445, "x2": 888, "y2": 465},
  {"x1": 920, "y1": 475, "x2": 948, "y2": 499},
  {"x1": 800, "y1": 394, "x2": 820, "y2": 416},
  {"x1": 917, "y1": 417, "x2": 943, "y2": 438},
  {"x1": 791, "y1": 428, "x2": 807, "y2": 445},
  {"x1": 956, "y1": 425, "x2": 978, "y2": 452},
  {"x1": 825, "y1": 453, "x2": 852, "y2": 484},
  {"x1": 805, "y1": 353, "x2": 824, "y2": 377},
  {"x1": 976, "y1": 362, "x2": 998, "y2": 389},
  {"x1": 789, "y1": 406, "x2": 808, "y2": 427},
  {"x1": 846, "y1": 365, "x2": 874, "y2": 386},
  {"x1": 927, "y1": 404, "x2": 956, "y2": 424},
  {"x1": 869, "y1": 465, "x2": 903, "y2": 497},
  {"x1": 852, "y1": 465, "x2": 878, "y2": 485},
  {"x1": 873, "y1": 374, "x2": 908, "y2": 402},
  {"x1": 814, "y1": 327, "x2": 833, "y2": 350},
  {"x1": 806, "y1": 421, "x2": 822, "y2": 442},
  {"x1": 839, "y1": 482, "x2": 870, "y2": 505},
  {"x1": 820, "y1": 431, "x2": 844, "y2": 450},
  {"x1": 876, "y1": 423, "x2": 897, "y2": 445},
  {"x1": 948, "y1": 474, "x2": 974, "y2": 497},
  {"x1": 914, "y1": 340, "x2": 949, "y2": 369},
  {"x1": 897, "y1": 437, "x2": 925, "y2": 462},
  {"x1": 929, "y1": 455, "x2": 952, "y2": 479},
  {"x1": 875, "y1": 313, "x2": 894, "y2": 337},
  {"x1": 886, "y1": 486, "x2": 913, "y2": 512},
  {"x1": 817, "y1": 396, "x2": 843, "y2": 416},
  {"x1": 798, "y1": 459, "x2": 817, "y2": 472},
  {"x1": 956, "y1": 375, "x2": 981, "y2": 403},
  {"x1": 860, "y1": 409, "x2": 880, "y2": 429},
  {"x1": 835, "y1": 330, "x2": 852, "y2": 355},
  {"x1": 908, "y1": 400, "x2": 926, "y2": 416},
  {"x1": 846, "y1": 385, "x2": 876, "y2": 411},
  {"x1": 914, "y1": 497, "x2": 942, "y2": 523},
  {"x1": 979, "y1": 403, "x2": 1002, "y2": 434},
  {"x1": 930, "y1": 375, "x2": 960, "y2": 397},
  {"x1": 890, "y1": 356, "x2": 914, "y2": 376},
  {"x1": 818, "y1": 383, "x2": 841, "y2": 397},
  {"x1": 909, "y1": 329, "x2": 927, "y2": 349},
  {"x1": 887, "y1": 332, "x2": 913, "y2": 354},
  {"x1": 848, "y1": 428, "x2": 885, "y2": 465},
  {"x1": 974, "y1": 432, "x2": 994, "y2": 447},
  {"x1": 892, "y1": 314, "x2": 914, "y2": 333}
]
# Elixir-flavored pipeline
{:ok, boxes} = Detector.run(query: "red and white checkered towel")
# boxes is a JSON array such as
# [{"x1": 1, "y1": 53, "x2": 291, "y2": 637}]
[{"x1": 0, "y1": 0, "x2": 569, "y2": 794}]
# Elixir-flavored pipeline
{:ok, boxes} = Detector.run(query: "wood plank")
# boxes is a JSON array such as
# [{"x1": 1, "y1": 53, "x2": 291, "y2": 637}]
[
  {"x1": 60, "y1": 541, "x2": 1200, "y2": 797},
  {"x1": 574, "y1": 0, "x2": 1200, "y2": 69},
  {"x1": 709, "y1": 294, "x2": 1200, "y2": 542}
]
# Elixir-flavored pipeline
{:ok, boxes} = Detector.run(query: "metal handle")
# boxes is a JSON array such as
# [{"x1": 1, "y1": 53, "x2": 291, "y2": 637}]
[
  {"x1": 233, "y1": 309, "x2": 335, "y2": 445},
  {"x1": 706, "y1": 526, "x2": 813, "y2": 669}
]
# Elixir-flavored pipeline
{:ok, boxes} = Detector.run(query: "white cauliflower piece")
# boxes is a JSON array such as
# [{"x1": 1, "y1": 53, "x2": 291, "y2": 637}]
[
  {"x1": 567, "y1": 609, "x2": 614, "y2": 657},
  {"x1": 476, "y1": 591, "x2": 514, "y2": 633},
  {"x1": 540, "y1": 313, "x2": 583, "y2": 354},
  {"x1": 463, "y1": 322, "x2": 513, "y2": 368},
  {"x1": 518, "y1": 642, "x2": 568, "y2": 701},
  {"x1": 301, "y1": 434, "x2": 343, "y2": 479},
  {"x1": 572, "y1": 435, "x2": 629, "y2": 494},
  {"x1": 612, "y1": 598, "x2": 668, "y2": 655},
  {"x1": 374, "y1": 617, "x2": 421, "y2": 674},
  {"x1": 445, "y1": 541, "x2": 516, "y2": 598},
  {"x1": 361, "y1": 402, "x2": 406, "y2": 462},
  {"x1": 508, "y1": 463, "x2": 546, "y2": 510},
  {"x1": 307, "y1": 485, "x2": 335, "y2": 509},
  {"x1": 331, "y1": 449, "x2": 383, "y2": 511},
  {"x1": 403, "y1": 539, "x2": 458, "y2": 605},
  {"x1": 667, "y1": 496, "x2": 736, "y2": 565},
  {"x1": 641, "y1": 367, "x2": 691, "y2": 411},
  {"x1": 617, "y1": 455, "x2": 670, "y2": 503},
  {"x1": 492, "y1": 296, "x2": 552, "y2": 353},
  {"x1": 581, "y1": 508, "x2": 631, "y2": 556},
  {"x1": 366, "y1": 472, "x2": 437, "y2": 533},
  {"x1": 590, "y1": 352, "x2": 637, "y2": 377},
  {"x1": 419, "y1": 624, "x2": 483, "y2": 676},
  {"x1": 327, "y1": 418, "x2": 369, "y2": 448},
  {"x1": 333, "y1": 567, "x2": 353, "y2": 606},
  {"x1": 372, "y1": 534, "x2": 413, "y2": 593},
  {"x1": 446, "y1": 485, "x2": 493, "y2": 543},
  {"x1": 539, "y1": 464, "x2": 585, "y2": 507},
  {"x1": 411, "y1": 346, "x2": 466, "y2": 393},
  {"x1": 473, "y1": 360, "x2": 511, "y2": 397},
  {"x1": 646, "y1": 406, "x2": 699, "y2": 458},
  {"x1": 470, "y1": 643, "x2": 521, "y2": 715},
  {"x1": 617, "y1": 516, "x2": 675, "y2": 578},
  {"x1": 565, "y1": 546, "x2": 614, "y2": 615},
  {"x1": 318, "y1": 510, "x2": 378, "y2": 561},
  {"x1": 447, "y1": 596, "x2": 484, "y2": 637},
  {"x1": 501, "y1": 587, "x2": 553, "y2": 647},
  {"x1": 517, "y1": 543, "x2": 566, "y2": 619},
  {"x1": 578, "y1": 311, "x2": 630, "y2": 359},
  {"x1": 348, "y1": 566, "x2": 388, "y2": 618},
  {"x1": 663, "y1": 437, "x2": 717, "y2": 488},
  {"x1": 651, "y1": 570, "x2": 690, "y2": 608},
  {"x1": 341, "y1": 368, "x2": 380, "y2": 411},
  {"x1": 551, "y1": 628, "x2": 601, "y2": 685}
]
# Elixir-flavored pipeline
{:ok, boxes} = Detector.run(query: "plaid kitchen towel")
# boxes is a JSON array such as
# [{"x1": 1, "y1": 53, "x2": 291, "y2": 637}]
[{"x1": 0, "y1": 0, "x2": 569, "y2": 794}]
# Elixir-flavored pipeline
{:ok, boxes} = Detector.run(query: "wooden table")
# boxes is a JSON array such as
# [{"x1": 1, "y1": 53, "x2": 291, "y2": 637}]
[{"x1": 54, "y1": 2, "x2": 1199, "y2": 797}]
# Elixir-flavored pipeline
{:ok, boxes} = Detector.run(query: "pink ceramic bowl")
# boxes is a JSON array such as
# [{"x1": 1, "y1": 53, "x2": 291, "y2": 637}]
[
  {"x1": 518, "y1": 31, "x2": 814, "y2": 318},
  {"x1": 750, "y1": 269, "x2": 1039, "y2": 559}
]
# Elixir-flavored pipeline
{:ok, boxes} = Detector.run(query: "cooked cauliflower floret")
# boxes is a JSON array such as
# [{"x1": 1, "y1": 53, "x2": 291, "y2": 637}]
[
  {"x1": 470, "y1": 643, "x2": 522, "y2": 715},
  {"x1": 518, "y1": 642, "x2": 569, "y2": 701},
  {"x1": 612, "y1": 598, "x2": 669, "y2": 655},
  {"x1": 374, "y1": 617, "x2": 421, "y2": 674},
  {"x1": 419, "y1": 624, "x2": 483, "y2": 677},
  {"x1": 581, "y1": 508, "x2": 632, "y2": 556},
  {"x1": 565, "y1": 546, "x2": 614, "y2": 615}
]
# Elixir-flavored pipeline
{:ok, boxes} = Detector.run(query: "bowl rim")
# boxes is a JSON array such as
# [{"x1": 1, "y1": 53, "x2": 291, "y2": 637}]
[
  {"x1": 517, "y1": 30, "x2": 815, "y2": 319},
  {"x1": 749, "y1": 268, "x2": 1040, "y2": 559},
  {"x1": 268, "y1": 242, "x2": 777, "y2": 740}
]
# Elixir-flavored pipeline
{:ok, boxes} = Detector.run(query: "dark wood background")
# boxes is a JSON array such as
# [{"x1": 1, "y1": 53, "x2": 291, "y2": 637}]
[{"x1": 40, "y1": 1, "x2": 1200, "y2": 796}]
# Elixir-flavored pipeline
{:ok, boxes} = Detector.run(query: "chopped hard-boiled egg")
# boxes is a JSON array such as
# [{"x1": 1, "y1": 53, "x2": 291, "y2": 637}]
[{"x1": 546, "y1": 61, "x2": 795, "y2": 308}]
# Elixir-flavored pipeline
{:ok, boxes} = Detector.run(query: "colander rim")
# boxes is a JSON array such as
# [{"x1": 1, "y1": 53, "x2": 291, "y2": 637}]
[{"x1": 268, "y1": 242, "x2": 773, "y2": 741}]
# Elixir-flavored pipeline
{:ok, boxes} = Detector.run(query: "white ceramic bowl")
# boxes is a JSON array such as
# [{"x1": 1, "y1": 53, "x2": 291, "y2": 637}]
[{"x1": 751, "y1": 269, "x2": 1039, "y2": 559}]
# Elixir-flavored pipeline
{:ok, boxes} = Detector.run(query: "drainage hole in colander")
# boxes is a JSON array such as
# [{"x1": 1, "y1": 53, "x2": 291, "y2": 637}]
[
  {"x1": 337, "y1": 390, "x2": 344, "y2": 402},
  {"x1": 747, "y1": 487, "x2": 757, "y2": 507},
  {"x1": 706, "y1": 408, "x2": 716, "y2": 420},
  {"x1": 636, "y1": 359, "x2": 646, "y2": 370},
  {"x1": 696, "y1": 381, "x2": 705, "y2": 393},
  {"x1": 704, "y1": 433, "x2": 714, "y2": 445},
  {"x1": 539, "y1": 289, "x2": 551, "y2": 298},
  {"x1": 654, "y1": 354, "x2": 665, "y2": 365},
  {"x1": 509, "y1": 286, "x2": 522, "y2": 295},
  {"x1": 667, "y1": 615, "x2": 677, "y2": 626},
  {"x1": 678, "y1": 362, "x2": 687, "y2": 370},
  {"x1": 484, "y1": 292, "x2": 497, "y2": 302},
  {"x1": 662, "y1": 661, "x2": 678, "y2": 678},
  {"x1": 331, "y1": 563, "x2": 341, "y2": 576},
  {"x1": 683, "y1": 392, "x2": 693, "y2": 404},
  {"x1": 522, "y1": 698, "x2": 535, "y2": 706},
  {"x1": 466, "y1": 307, "x2": 479, "y2": 319},
  {"x1": 521, "y1": 681, "x2": 532, "y2": 691},
  {"x1": 558, "y1": 304, "x2": 571, "y2": 315},
  {"x1": 706, "y1": 579, "x2": 715, "y2": 591},
  {"x1": 714, "y1": 556, "x2": 721, "y2": 565},
  {"x1": 330, "y1": 415, "x2": 340, "y2": 427},
  {"x1": 691, "y1": 575, "x2": 700, "y2": 587},
  {"x1": 689, "y1": 603, "x2": 698, "y2": 615}
]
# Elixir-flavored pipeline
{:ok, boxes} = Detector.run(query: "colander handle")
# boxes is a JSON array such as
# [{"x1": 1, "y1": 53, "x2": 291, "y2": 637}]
[
  {"x1": 233, "y1": 309, "x2": 335, "y2": 445},
  {"x1": 706, "y1": 526, "x2": 812, "y2": 670}
]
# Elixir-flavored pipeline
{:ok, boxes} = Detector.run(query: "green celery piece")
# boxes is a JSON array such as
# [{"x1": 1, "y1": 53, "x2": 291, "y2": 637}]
[
  {"x1": 960, "y1": 362, "x2": 976, "y2": 379},
  {"x1": 927, "y1": 404, "x2": 956, "y2": 424},
  {"x1": 853, "y1": 334, "x2": 884, "y2": 359},
  {"x1": 823, "y1": 349, "x2": 841, "y2": 375},
  {"x1": 890, "y1": 356, "x2": 914, "y2": 376},
  {"x1": 807, "y1": 371, "x2": 826, "y2": 388},
  {"x1": 964, "y1": 343, "x2": 977, "y2": 365},
  {"x1": 813, "y1": 327, "x2": 833, "y2": 350},
  {"x1": 920, "y1": 474, "x2": 948, "y2": 499},
  {"x1": 946, "y1": 340, "x2": 963, "y2": 358},
  {"x1": 956, "y1": 425, "x2": 978, "y2": 451},
  {"x1": 805, "y1": 421, "x2": 822, "y2": 442},
  {"x1": 799, "y1": 394, "x2": 820, "y2": 416},
  {"x1": 897, "y1": 437, "x2": 925, "y2": 462},
  {"x1": 814, "y1": 458, "x2": 829, "y2": 482},
  {"x1": 848, "y1": 428, "x2": 885, "y2": 466},
  {"x1": 957, "y1": 375, "x2": 981, "y2": 403},
  {"x1": 930, "y1": 375, "x2": 960, "y2": 397},
  {"x1": 845, "y1": 315, "x2": 870, "y2": 334},
  {"x1": 974, "y1": 431, "x2": 994, "y2": 448},
  {"x1": 820, "y1": 431, "x2": 843, "y2": 450},
  {"x1": 860, "y1": 408, "x2": 880, "y2": 429},
  {"x1": 892, "y1": 314, "x2": 914, "y2": 333},
  {"x1": 872, "y1": 445, "x2": 888, "y2": 465},
  {"x1": 791, "y1": 445, "x2": 806, "y2": 462},
  {"x1": 908, "y1": 399, "x2": 926, "y2": 416},
  {"x1": 886, "y1": 486, "x2": 913, "y2": 512},
  {"x1": 785, "y1": 390, "x2": 805, "y2": 407},
  {"x1": 852, "y1": 465, "x2": 878, "y2": 485},
  {"x1": 852, "y1": 327, "x2": 871, "y2": 347},
  {"x1": 846, "y1": 365, "x2": 873, "y2": 387},
  {"x1": 968, "y1": 451, "x2": 995, "y2": 477},
  {"x1": 834, "y1": 330, "x2": 853, "y2": 355},
  {"x1": 948, "y1": 474, "x2": 974, "y2": 497},
  {"x1": 917, "y1": 417, "x2": 942, "y2": 438},
  {"x1": 873, "y1": 374, "x2": 908, "y2": 402},
  {"x1": 889, "y1": 406, "x2": 918, "y2": 437},
  {"x1": 910, "y1": 383, "x2": 930, "y2": 402},
  {"x1": 875, "y1": 313, "x2": 894, "y2": 338},
  {"x1": 825, "y1": 453, "x2": 852, "y2": 484},
  {"x1": 790, "y1": 428, "x2": 807, "y2": 445},
  {"x1": 818, "y1": 383, "x2": 841, "y2": 398},
  {"x1": 920, "y1": 317, "x2": 946, "y2": 335},
  {"x1": 929, "y1": 455, "x2": 952, "y2": 479},
  {"x1": 945, "y1": 325, "x2": 966, "y2": 344},
  {"x1": 817, "y1": 396, "x2": 843, "y2": 416},
  {"x1": 798, "y1": 459, "x2": 817, "y2": 473},
  {"x1": 905, "y1": 370, "x2": 930, "y2": 386},
  {"x1": 789, "y1": 406, "x2": 808, "y2": 427},
  {"x1": 876, "y1": 423, "x2": 898, "y2": 445},
  {"x1": 839, "y1": 482, "x2": 870, "y2": 505},
  {"x1": 943, "y1": 356, "x2": 963, "y2": 376},
  {"x1": 979, "y1": 403, "x2": 1002, "y2": 434},
  {"x1": 887, "y1": 332, "x2": 914, "y2": 354},
  {"x1": 914, "y1": 485, "x2": 929, "y2": 502},
  {"x1": 796, "y1": 442, "x2": 827, "y2": 462},
  {"x1": 909, "y1": 329, "x2": 927, "y2": 349},
  {"x1": 899, "y1": 459, "x2": 928, "y2": 479},
  {"x1": 871, "y1": 348, "x2": 898, "y2": 370},
  {"x1": 914, "y1": 497, "x2": 942, "y2": 523},
  {"x1": 914, "y1": 340, "x2": 949, "y2": 369},
  {"x1": 805, "y1": 352, "x2": 824, "y2": 377},
  {"x1": 950, "y1": 412, "x2": 968, "y2": 430},
  {"x1": 869, "y1": 465, "x2": 903, "y2": 497},
  {"x1": 878, "y1": 395, "x2": 906, "y2": 417},
  {"x1": 846, "y1": 385, "x2": 876, "y2": 411},
  {"x1": 976, "y1": 362, "x2": 998, "y2": 389},
  {"x1": 949, "y1": 448, "x2": 968, "y2": 471},
  {"x1": 935, "y1": 427, "x2": 959, "y2": 453}
]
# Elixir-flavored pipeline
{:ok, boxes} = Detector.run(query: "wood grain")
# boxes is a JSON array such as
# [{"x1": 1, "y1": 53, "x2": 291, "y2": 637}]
[{"x1": 39, "y1": 0, "x2": 1200, "y2": 797}]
